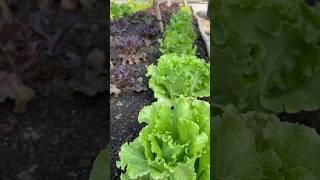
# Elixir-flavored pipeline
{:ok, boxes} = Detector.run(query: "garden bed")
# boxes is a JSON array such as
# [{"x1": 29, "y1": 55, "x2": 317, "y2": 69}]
[
  {"x1": 0, "y1": 0, "x2": 107, "y2": 179},
  {"x1": 110, "y1": 3, "x2": 208, "y2": 179},
  {"x1": 0, "y1": 93, "x2": 107, "y2": 180}
]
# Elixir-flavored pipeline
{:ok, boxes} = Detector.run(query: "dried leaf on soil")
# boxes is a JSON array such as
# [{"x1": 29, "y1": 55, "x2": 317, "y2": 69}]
[
  {"x1": 110, "y1": 84, "x2": 121, "y2": 97},
  {"x1": 0, "y1": 72, "x2": 35, "y2": 113}
]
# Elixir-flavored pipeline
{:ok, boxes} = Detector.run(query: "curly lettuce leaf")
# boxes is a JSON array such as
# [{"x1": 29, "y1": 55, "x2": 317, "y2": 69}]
[
  {"x1": 117, "y1": 97, "x2": 210, "y2": 179},
  {"x1": 212, "y1": 0, "x2": 320, "y2": 113},
  {"x1": 213, "y1": 105, "x2": 320, "y2": 179},
  {"x1": 147, "y1": 54, "x2": 210, "y2": 99}
]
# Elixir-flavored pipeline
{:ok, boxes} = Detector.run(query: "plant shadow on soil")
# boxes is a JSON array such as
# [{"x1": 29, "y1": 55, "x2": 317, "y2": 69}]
[
  {"x1": 110, "y1": 4, "x2": 208, "y2": 179},
  {"x1": 0, "y1": 0, "x2": 108, "y2": 180}
]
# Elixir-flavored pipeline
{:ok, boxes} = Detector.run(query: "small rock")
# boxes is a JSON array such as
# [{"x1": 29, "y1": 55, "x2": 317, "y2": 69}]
[
  {"x1": 115, "y1": 114, "x2": 122, "y2": 120},
  {"x1": 110, "y1": 84, "x2": 121, "y2": 97},
  {"x1": 137, "y1": 77, "x2": 143, "y2": 83}
]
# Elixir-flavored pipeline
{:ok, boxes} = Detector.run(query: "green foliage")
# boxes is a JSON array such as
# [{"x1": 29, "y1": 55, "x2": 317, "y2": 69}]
[
  {"x1": 147, "y1": 53, "x2": 210, "y2": 99},
  {"x1": 212, "y1": 0, "x2": 320, "y2": 113},
  {"x1": 213, "y1": 105, "x2": 320, "y2": 179},
  {"x1": 160, "y1": 6, "x2": 197, "y2": 55},
  {"x1": 89, "y1": 145, "x2": 110, "y2": 180},
  {"x1": 110, "y1": 0, "x2": 152, "y2": 19},
  {"x1": 127, "y1": 0, "x2": 151, "y2": 11},
  {"x1": 117, "y1": 97, "x2": 210, "y2": 180},
  {"x1": 110, "y1": 1, "x2": 131, "y2": 19}
]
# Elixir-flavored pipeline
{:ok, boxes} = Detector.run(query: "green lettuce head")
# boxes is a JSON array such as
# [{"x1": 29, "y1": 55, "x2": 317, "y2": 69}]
[
  {"x1": 160, "y1": 6, "x2": 197, "y2": 55},
  {"x1": 147, "y1": 53, "x2": 210, "y2": 100},
  {"x1": 213, "y1": 105, "x2": 320, "y2": 179},
  {"x1": 117, "y1": 96, "x2": 210, "y2": 179}
]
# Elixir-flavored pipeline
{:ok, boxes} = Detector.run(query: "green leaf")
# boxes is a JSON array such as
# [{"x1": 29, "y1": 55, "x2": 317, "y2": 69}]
[
  {"x1": 212, "y1": 0, "x2": 320, "y2": 113},
  {"x1": 89, "y1": 145, "x2": 110, "y2": 180},
  {"x1": 213, "y1": 105, "x2": 320, "y2": 179},
  {"x1": 117, "y1": 139, "x2": 151, "y2": 179}
]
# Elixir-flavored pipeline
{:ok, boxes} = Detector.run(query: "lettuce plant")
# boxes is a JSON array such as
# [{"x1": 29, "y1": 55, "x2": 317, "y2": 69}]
[
  {"x1": 147, "y1": 53, "x2": 210, "y2": 99},
  {"x1": 212, "y1": 0, "x2": 320, "y2": 113},
  {"x1": 110, "y1": 0, "x2": 152, "y2": 20},
  {"x1": 110, "y1": 1, "x2": 132, "y2": 19},
  {"x1": 117, "y1": 97, "x2": 210, "y2": 179},
  {"x1": 213, "y1": 105, "x2": 320, "y2": 179},
  {"x1": 160, "y1": 6, "x2": 197, "y2": 55}
]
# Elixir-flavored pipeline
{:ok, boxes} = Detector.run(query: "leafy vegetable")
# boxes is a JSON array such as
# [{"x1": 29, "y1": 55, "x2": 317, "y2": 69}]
[
  {"x1": 0, "y1": 18, "x2": 66, "y2": 112},
  {"x1": 213, "y1": 105, "x2": 320, "y2": 179},
  {"x1": 212, "y1": 0, "x2": 320, "y2": 113},
  {"x1": 147, "y1": 53, "x2": 210, "y2": 99},
  {"x1": 110, "y1": 0, "x2": 152, "y2": 20},
  {"x1": 111, "y1": 35, "x2": 150, "y2": 65},
  {"x1": 160, "y1": 6, "x2": 197, "y2": 55},
  {"x1": 89, "y1": 145, "x2": 110, "y2": 180},
  {"x1": 117, "y1": 96, "x2": 210, "y2": 179},
  {"x1": 110, "y1": 64, "x2": 147, "y2": 97},
  {"x1": 110, "y1": 1, "x2": 132, "y2": 19}
]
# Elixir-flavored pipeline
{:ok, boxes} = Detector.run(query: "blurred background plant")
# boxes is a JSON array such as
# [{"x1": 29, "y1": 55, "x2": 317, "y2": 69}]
[{"x1": 110, "y1": 0, "x2": 153, "y2": 19}]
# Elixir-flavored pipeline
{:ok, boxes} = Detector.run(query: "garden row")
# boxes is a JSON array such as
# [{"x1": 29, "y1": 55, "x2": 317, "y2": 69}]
[
  {"x1": 109, "y1": 3, "x2": 183, "y2": 179},
  {"x1": 116, "y1": 6, "x2": 210, "y2": 179}
]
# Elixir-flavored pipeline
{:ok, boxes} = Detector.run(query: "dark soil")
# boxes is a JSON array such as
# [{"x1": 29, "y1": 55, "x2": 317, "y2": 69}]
[
  {"x1": 0, "y1": 93, "x2": 108, "y2": 180},
  {"x1": 279, "y1": 111, "x2": 320, "y2": 134},
  {"x1": 0, "y1": 0, "x2": 108, "y2": 180},
  {"x1": 110, "y1": 4, "x2": 209, "y2": 179}
]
